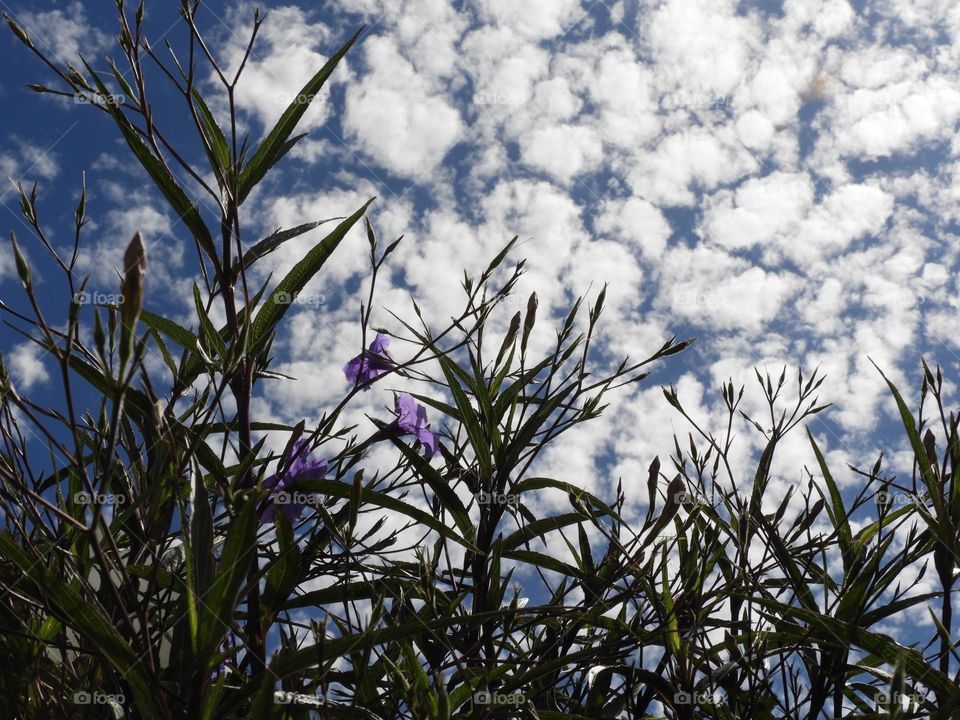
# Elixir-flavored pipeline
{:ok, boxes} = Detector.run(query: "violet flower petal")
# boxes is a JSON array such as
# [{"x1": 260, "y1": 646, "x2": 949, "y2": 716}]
[{"x1": 343, "y1": 333, "x2": 393, "y2": 389}]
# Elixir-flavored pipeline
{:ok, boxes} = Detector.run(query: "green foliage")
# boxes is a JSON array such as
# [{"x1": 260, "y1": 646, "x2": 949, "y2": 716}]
[{"x1": 0, "y1": 3, "x2": 959, "y2": 720}]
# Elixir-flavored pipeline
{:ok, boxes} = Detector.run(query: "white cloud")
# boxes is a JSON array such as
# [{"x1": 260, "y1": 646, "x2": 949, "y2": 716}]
[
  {"x1": 646, "y1": 0, "x2": 759, "y2": 99},
  {"x1": 17, "y1": 2, "x2": 110, "y2": 61},
  {"x1": 520, "y1": 123, "x2": 602, "y2": 182},
  {"x1": 659, "y1": 245, "x2": 800, "y2": 332},
  {"x1": 341, "y1": 0, "x2": 470, "y2": 81},
  {"x1": 77, "y1": 203, "x2": 182, "y2": 292},
  {"x1": 13, "y1": 0, "x2": 960, "y2": 587},
  {"x1": 0, "y1": 140, "x2": 60, "y2": 183},
  {"x1": 463, "y1": 27, "x2": 549, "y2": 112},
  {"x1": 594, "y1": 197, "x2": 672, "y2": 259},
  {"x1": 8, "y1": 342, "x2": 50, "y2": 390},
  {"x1": 628, "y1": 127, "x2": 756, "y2": 205},
  {"x1": 222, "y1": 5, "x2": 337, "y2": 135},
  {"x1": 477, "y1": 0, "x2": 583, "y2": 41},
  {"x1": 789, "y1": 183, "x2": 894, "y2": 264},
  {"x1": 585, "y1": 44, "x2": 660, "y2": 149},
  {"x1": 783, "y1": 0, "x2": 855, "y2": 39},
  {"x1": 826, "y1": 64, "x2": 960, "y2": 159},
  {"x1": 703, "y1": 171, "x2": 814, "y2": 251},
  {"x1": 0, "y1": 242, "x2": 14, "y2": 282},
  {"x1": 566, "y1": 238, "x2": 644, "y2": 314},
  {"x1": 344, "y1": 36, "x2": 464, "y2": 177},
  {"x1": 735, "y1": 110, "x2": 776, "y2": 151}
]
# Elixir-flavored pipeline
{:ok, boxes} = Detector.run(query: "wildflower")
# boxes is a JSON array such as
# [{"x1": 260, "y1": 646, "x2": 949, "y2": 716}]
[
  {"x1": 211, "y1": 631, "x2": 236, "y2": 680},
  {"x1": 389, "y1": 392, "x2": 438, "y2": 459},
  {"x1": 259, "y1": 439, "x2": 327, "y2": 523},
  {"x1": 344, "y1": 332, "x2": 392, "y2": 388}
]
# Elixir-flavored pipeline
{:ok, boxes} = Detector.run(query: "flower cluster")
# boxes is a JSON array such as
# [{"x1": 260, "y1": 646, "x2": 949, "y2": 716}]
[
  {"x1": 261, "y1": 334, "x2": 440, "y2": 524},
  {"x1": 344, "y1": 332, "x2": 438, "y2": 458}
]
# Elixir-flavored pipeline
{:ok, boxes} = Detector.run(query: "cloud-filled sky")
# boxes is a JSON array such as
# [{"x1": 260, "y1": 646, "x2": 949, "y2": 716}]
[{"x1": 3, "y1": 0, "x2": 960, "y2": 629}]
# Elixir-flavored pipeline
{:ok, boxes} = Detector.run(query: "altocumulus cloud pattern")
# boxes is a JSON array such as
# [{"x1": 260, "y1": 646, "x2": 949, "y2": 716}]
[{"x1": 2, "y1": 1, "x2": 960, "y2": 594}]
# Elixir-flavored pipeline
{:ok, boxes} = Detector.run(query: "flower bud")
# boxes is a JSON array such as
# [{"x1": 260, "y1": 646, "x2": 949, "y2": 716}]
[{"x1": 120, "y1": 232, "x2": 146, "y2": 330}]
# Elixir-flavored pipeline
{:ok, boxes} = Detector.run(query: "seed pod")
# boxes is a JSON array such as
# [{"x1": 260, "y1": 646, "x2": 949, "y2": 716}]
[
  {"x1": 120, "y1": 232, "x2": 146, "y2": 330},
  {"x1": 496, "y1": 311, "x2": 522, "y2": 364},
  {"x1": 647, "y1": 456, "x2": 661, "y2": 509},
  {"x1": 923, "y1": 428, "x2": 938, "y2": 478},
  {"x1": 10, "y1": 233, "x2": 31, "y2": 290},
  {"x1": 521, "y1": 292, "x2": 537, "y2": 352},
  {"x1": 659, "y1": 474, "x2": 686, "y2": 525},
  {"x1": 118, "y1": 233, "x2": 146, "y2": 367},
  {"x1": 4, "y1": 15, "x2": 33, "y2": 48},
  {"x1": 524, "y1": 292, "x2": 538, "y2": 332},
  {"x1": 505, "y1": 310, "x2": 521, "y2": 345},
  {"x1": 923, "y1": 429, "x2": 936, "y2": 463}
]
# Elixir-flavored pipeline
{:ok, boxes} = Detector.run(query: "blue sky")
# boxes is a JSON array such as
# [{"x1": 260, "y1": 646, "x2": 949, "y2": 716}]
[{"x1": 3, "y1": 0, "x2": 960, "y2": 643}]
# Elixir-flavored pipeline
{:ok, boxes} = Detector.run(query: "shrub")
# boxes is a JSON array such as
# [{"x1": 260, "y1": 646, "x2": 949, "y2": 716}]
[{"x1": 1, "y1": 4, "x2": 958, "y2": 720}]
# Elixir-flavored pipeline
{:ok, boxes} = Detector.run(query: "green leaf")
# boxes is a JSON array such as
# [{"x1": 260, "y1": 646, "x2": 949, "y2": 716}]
[
  {"x1": 194, "y1": 283, "x2": 228, "y2": 363},
  {"x1": 387, "y1": 429, "x2": 474, "y2": 544},
  {"x1": 80, "y1": 57, "x2": 217, "y2": 262},
  {"x1": 501, "y1": 549, "x2": 586, "y2": 579},
  {"x1": 229, "y1": 218, "x2": 341, "y2": 284},
  {"x1": 512, "y1": 477, "x2": 619, "y2": 517},
  {"x1": 755, "y1": 512, "x2": 819, "y2": 613},
  {"x1": 662, "y1": 549, "x2": 680, "y2": 653},
  {"x1": 249, "y1": 199, "x2": 373, "y2": 353},
  {"x1": 504, "y1": 512, "x2": 594, "y2": 551},
  {"x1": 0, "y1": 533, "x2": 161, "y2": 716},
  {"x1": 748, "y1": 594, "x2": 960, "y2": 705},
  {"x1": 285, "y1": 579, "x2": 409, "y2": 609},
  {"x1": 192, "y1": 89, "x2": 231, "y2": 182},
  {"x1": 10, "y1": 233, "x2": 31, "y2": 289},
  {"x1": 140, "y1": 310, "x2": 197, "y2": 349},
  {"x1": 297, "y1": 479, "x2": 479, "y2": 553},
  {"x1": 236, "y1": 29, "x2": 362, "y2": 203},
  {"x1": 188, "y1": 460, "x2": 215, "y2": 649},
  {"x1": 205, "y1": 502, "x2": 256, "y2": 651},
  {"x1": 262, "y1": 512, "x2": 301, "y2": 614},
  {"x1": 871, "y1": 360, "x2": 942, "y2": 511},
  {"x1": 807, "y1": 429, "x2": 853, "y2": 571},
  {"x1": 269, "y1": 608, "x2": 516, "y2": 679}
]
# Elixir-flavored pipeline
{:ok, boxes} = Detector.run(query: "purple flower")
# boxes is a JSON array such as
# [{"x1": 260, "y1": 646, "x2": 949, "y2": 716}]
[
  {"x1": 390, "y1": 393, "x2": 439, "y2": 459},
  {"x1": 259, "y1": 439, "x2": 327, "y2": 524},
  {"x1": 344, "y1": 332, "x2": 393, "y2": 389},
  {"x1": 211, "y1": 631, "x2": 236, "y2": 680}
]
